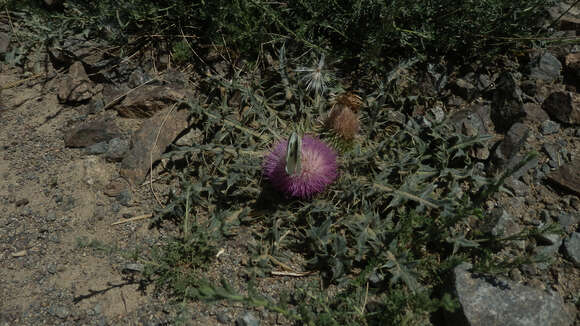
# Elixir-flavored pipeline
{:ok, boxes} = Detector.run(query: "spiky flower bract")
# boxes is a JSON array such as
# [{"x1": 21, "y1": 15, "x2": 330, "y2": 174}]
[{"x1": 263, "y1": 135, "x2": 338, "y2": 199}]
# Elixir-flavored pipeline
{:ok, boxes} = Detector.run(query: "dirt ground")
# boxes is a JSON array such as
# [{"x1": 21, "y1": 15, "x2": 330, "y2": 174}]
[{"x1": 0, "y1": 66, "x2": 170, "y2": 324}]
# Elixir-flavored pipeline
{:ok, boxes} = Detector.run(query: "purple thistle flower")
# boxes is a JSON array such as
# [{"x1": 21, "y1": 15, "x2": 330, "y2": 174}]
[{"x1": 263, "y1": 135, "x2": 338, "y2": 199}]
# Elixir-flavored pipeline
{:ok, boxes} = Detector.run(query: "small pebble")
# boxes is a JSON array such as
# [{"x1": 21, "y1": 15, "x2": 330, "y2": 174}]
[
  {"x1": 122, "y1": 263, "x2": 144, "y2": 274},
  {"x1": 46, "y1": 212, "x2": 57, "y2": 222},
  {"x1": 540, "y1": 120, "x2": 560, "y2": 135},
  {"x1": 15, "y1": 198, "x2": 29, "y2": 207},
  {"x1": 12, "y1": 250, "x2": 27, "y2": 257},
  {"x1": 236, "y1": 312, "x2": 259, "y2": 326},
  {"x1": 117, "y1": 190, "x2": 132, "y2": 206},
  {"x1": 47, "y1": 264, "x2": 57, "y2": 274}
]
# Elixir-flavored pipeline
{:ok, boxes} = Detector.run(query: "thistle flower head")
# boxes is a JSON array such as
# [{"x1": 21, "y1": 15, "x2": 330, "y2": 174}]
[
  {"x1": 295, "y1": 54, "x2": 334, "y2": 95},
  {"x1": 326, "y1": 104, "x2": 360, "y2": 140},
  {"x1": 263, "y1": 135, "x2": 338, "y2": 199},
  {"x1": 326, "y1": 92, "x2": 362, "y2": 140}
]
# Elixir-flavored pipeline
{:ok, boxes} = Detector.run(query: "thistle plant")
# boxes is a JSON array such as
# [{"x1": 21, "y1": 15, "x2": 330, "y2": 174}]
[{"x1": 143, "y1": 41, "x2": 542, "y2": 326}]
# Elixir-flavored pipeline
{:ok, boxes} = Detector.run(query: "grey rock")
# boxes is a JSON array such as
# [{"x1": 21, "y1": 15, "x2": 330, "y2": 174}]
[
  {"x1": 86, "y1": 141, "x2": 109, "y2": 155},
  {"x1": 87, "y1": 95, "x2": 105, "y2": 115},
  {"x1": 476, "y1": 74, "x2": 492, "y2": 91},
  {"x1": 46, "y1": 212, "x2": 57, "y2": 222},
  {"x1": 543, "y1": 143, "x2": 560, "y2": 162},
  {"x1": 122, "y1": 263, "x2": 144, "y2": 274},
  {"x1": 564, "y1": 232, "x2": 580, "y2": 267},
  {"x1": 120, "y1": 108, "x2": 190, "y2": 186},
  {"x1": 446, "y1": 263, "x2": 573, "y2": 326},
  {"x1": 64, "y1": 119, "x2": 121, "y2": 148},
  {"x1": 542, "y1": 91, "x2": 580, "y2": 125},
  {"x1": 93, "y1": 205, "x2": 106, "y2": 221},
  {"x1": 449, "y1": 104, "x2": 492, "y2": 137},
  {"x1": 484, "y1": 208, "x2": 522, "y2": 239},
  {"x1": 461, "y1": 120, "x2": 478, "y2": 137},
  {"x1": 523, "y1": 103, "x2": 550, "y2": 122},
  {"x1": 57, "y1": 61, "x2": 103, "y2": 104},
  {"x1": 529, "y1": 52, "x2": 562, "y2": 82},
  {"x1": 547, "y1": 158, "x2": 580, "y2": 196},
  {"x1": 491, "y1": 72, "x2": 525, "y2": 132},
  {"x1": 534, "y1": 236, "x2": 562, "y2": 270},
  {"x1": 117, "y1": 189, "x2": 131, "y2": 206},
  {"x1": 504, "y1": 177, "x2": 528, "y2": 196},
  {"x1": 111, "y1": 202, "x2": 120, "y2": 213},
  {"x1": 508, "y1": 154, "x2": 539, "y2": 179},
  {"x1": 557, "y1": 212, "x2": 579, "y2": 229},
  {"x1": 546, "y1": 3, "x2": 580, "y2": 32},
  {"x1": 236, "y1": 312, "x2": 259, "y2": 326},
  {"x1": 115, "y1": 85, "x2": 192, "y2": 118},
  {"x1": 104, "y1": 138, "x2": 129, "y2": 161},
  {"x1": 47, "y1": 264, "x2": 57, "y2": 274},
  {"x1": 540, "y1": 120, "x2": 560, "y2": 135},
  {"x1": 494, "y1": 123, "x2": 529, "y2": 165}
]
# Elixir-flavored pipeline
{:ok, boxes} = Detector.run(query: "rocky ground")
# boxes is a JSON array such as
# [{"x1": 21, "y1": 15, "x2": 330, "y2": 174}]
[{"x1": 1, "y1": 3, "x2": 580, "y2": 326}]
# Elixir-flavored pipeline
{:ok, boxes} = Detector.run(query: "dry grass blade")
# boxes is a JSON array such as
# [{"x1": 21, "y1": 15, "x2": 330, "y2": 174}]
[{"x1": 111, "y1": 214, "x2": 153, "y2": 226}]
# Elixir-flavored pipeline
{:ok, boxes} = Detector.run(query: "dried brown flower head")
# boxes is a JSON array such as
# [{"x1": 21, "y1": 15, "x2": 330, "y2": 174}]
[
  {"x1": 325, "y1": 92, "x2": 362, "y2": 140},
  {"x1": 326, "y1": 104, "x2": 359, "y2": 140}
]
